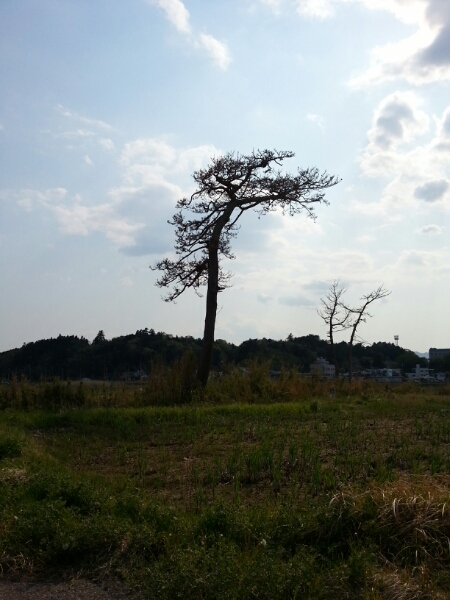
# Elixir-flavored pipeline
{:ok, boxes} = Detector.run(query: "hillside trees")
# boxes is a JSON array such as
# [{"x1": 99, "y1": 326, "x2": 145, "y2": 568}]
[{"x1": 153, "y1": 149, "x2": 339, "y2": 386}]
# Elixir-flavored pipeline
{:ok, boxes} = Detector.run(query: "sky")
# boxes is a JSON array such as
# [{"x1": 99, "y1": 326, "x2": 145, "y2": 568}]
[{"x1": 1, "y1": 0, "x2": 449, "y2": 354}]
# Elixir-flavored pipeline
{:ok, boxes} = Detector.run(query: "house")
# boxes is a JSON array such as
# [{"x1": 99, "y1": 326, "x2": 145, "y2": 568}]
[{"x1": 310, "y1": 358, "x2": 335, "y2": 379}]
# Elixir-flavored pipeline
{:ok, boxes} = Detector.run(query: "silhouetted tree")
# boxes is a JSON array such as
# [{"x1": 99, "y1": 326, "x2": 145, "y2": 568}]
[
  {"x1": 317, "y1": 280, "x2": 350, "y2": 377},
  {"x1": 93, "y1": 330, "x2": 106, "y2": 345},
  {"x1": 318, "y1": 284, "x2": 391, "y2": 382},
  {"x1": 153, "y1": 149, "x2": 339, "y2": 386},
  {"x1": 343, "y1": 286, "x2": 391, "y2": 383}
]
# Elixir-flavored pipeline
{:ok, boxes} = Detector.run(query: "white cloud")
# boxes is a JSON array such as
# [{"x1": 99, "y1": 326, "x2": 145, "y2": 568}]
[
  {"x1": 307, "y1": 113, "x2": 325, "y2": 131},
  {"x1": 258, "y1": 0, "x2": 450, "y2": 85},
  {"x1": 357, "y1": 234, "x2": 376, "y2": 243},
  {"x1": 84, "y1": 155, "x2": 93, "y2": 166},
  {"x1": 55, "y1": 105, "x2": 113, "y2": 132},
  {"x1": 416, "y1": 224, "x2": 443, "y2": 234},
  {"x1": 99, "y1": 138, "x2": 115, "y2": 151},
  {"x1": 197, "y1": 34, "x2": 231, "y2": 70},
  {"x1": 121, "y1": 277, "x2": 134, "y2": 286},
  {"x1": 349, "y1": 0, "x2": 450, "y2": 86},
  {"x1": 149, "y1": 0, "x2": 191, "y2": 33},
  {"x1": 59, "y1": 129, "x2": 96, "y2": 139},
  {"x1": 356, "y1": 94, "x2": 450, "y2": 220},
  {"x1": 294, "y1": 0, "x2": 335, "y2": 18},
  {"x1": 145, "y1": 0, "x2": 230, "y2": 69},
  {"x1": 119, "y1": 138, "x2": 219, "y2": 179},
  {"x1": 50, "y1": 202, "x2": 144, "y2": 246},
  {"x1": 257, "y1": 293, "x2": 272, "y2": 303},
  {"x1": 9, "y1": 140, "x2": 221, "y2": 253},
  {"x1": 366, "y1": 91, "x2": 429, "y2": 153}
]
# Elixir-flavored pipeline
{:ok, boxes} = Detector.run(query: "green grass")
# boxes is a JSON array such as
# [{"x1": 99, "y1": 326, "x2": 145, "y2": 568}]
[{"x1": 1, "y1": 374, "x2": 450, "y2": 597}]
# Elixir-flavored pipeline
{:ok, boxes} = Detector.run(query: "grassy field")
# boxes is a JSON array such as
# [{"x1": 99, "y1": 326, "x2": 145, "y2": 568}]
[{"x1": 1, "y1": 369, "x2": 450, "y2": 598}]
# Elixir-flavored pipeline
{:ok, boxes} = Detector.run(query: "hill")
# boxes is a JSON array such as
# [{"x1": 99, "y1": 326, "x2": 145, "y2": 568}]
[{"x1": 0, "y1": 329, "x2": 428, "y2": 381}]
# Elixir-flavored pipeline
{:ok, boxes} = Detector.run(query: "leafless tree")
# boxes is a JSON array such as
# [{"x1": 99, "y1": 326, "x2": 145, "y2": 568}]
[
  {"x1": 343, "y1": 285, "x2": 391, "y2": 383},
  {"x1": 318, "y1": 283, "x2": 391, "y2": 382},
  {"x1": 153, "y1": 149, "x2": 340, "y2": 386},
  {"x1": 317, "y1": 280, "x2": 351, "y2": 377}
]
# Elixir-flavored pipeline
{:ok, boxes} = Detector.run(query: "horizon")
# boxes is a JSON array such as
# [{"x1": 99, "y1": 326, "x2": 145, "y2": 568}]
[{"x1": 0, "y1": 327, "x2": 431, "y2": 358}]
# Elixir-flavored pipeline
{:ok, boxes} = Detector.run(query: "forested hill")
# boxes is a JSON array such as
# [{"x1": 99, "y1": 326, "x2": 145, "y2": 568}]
[{"x1": 0, "y1": 329, "x2": 427, "y2": 381}]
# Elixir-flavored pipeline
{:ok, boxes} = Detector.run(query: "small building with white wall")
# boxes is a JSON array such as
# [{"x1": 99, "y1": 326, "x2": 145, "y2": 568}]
[{"x1": 310, "y1": 358, "x2": 335, "y2": 379}]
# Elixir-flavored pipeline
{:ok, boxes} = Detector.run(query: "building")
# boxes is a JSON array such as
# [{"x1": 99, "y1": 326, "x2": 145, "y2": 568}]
[
  {"x1": 429, "y1": 348, "x2": 450, "y2": 360},
  {"x1": 310, "y1": 358, "x2": 335, "y2": 379},
  {"x1": 406, "y1": 364, "x2": 434, "y2": 381}
]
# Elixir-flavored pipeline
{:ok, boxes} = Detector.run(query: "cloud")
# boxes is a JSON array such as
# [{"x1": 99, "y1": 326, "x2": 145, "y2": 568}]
[
  {"x1": 84, "y1": 155, "x2": 93, "y2": 166},
  {"x1": 121, "y1": 277, "x2": 134, "y2": 286},
  {"x1": 197, "y1": 34, "x2": 231, "y2": 70},
  {"x1": 365, "y1": 91, "x2": 429, "y2": 153},
  {"x1": 4, "y1": 187, "x2": 67, "y2": 212},
  {"x1": 278, "y1": 294, "x2": 315, "y2": 307},
  {"x1": 307, "y1": 113, "x2": 325, "y2": 131},
  {"x1": 55, "y1": 105, "x2": 113, "y2": 132},
  {"x1": 150, "y1": 0, "x2": 191, "y2": 33},
  {"x1": 349, "y1": 0, "x2": 450, "y2": 86},
  {"x1": 8, "y1": 140, "x2": 221, "y2": 253},
  {"x1": 48, "y1": 200, "x2": 145, "y2": 246},
  {"x1": 262, "y1": 1, "x2": 450, "y2": 86},
  {"x1": 357, "y1": 234, "x2": 376, "y2": 243},
  {"x1": 99, "y1": 138, "x2": 115, "y2": 151},
  {"x1": 257, "y1": 293, "x2": 272, "y2": 304},
  {"x1": 356, "y1": 94, "x2": 450, "y2": 219},
  {"x1": 145, "y1": 0, "x2": 230, "y2": 69},
  {"x1": 416, "y1": 224, "x2": 443, "y2": 234},
  {"x1": 294, "y1": 0, "x2": 334, "y2": 18},
  {"x1": 60, "y1": 129, "x2": 96, "y2": 139},
  {"x1": 414, "y1": 179, "x2": 449, "y2": 201}
]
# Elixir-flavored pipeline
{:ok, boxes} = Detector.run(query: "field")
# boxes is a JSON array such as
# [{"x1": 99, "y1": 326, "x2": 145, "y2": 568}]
[{"x1": 1, "y1": 369, "x2": 450, "y2": 599}]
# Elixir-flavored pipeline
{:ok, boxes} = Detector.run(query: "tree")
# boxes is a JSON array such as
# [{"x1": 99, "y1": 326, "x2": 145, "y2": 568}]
[
  {"x1": 93, "y1": 330, "x2": 106, "y2": 345},
  {"x1": 153, "y1": 149, "x2": 339, "y2": 386},
  {"x1": 318, "y1": 284, "x2": 391, "y2": 382},
  {"x1": 317, "y1": 280, "x2": 350, "y2": 377},
  {"x1": 344, "y1": 286, "x2": 391, "y2": 383}
]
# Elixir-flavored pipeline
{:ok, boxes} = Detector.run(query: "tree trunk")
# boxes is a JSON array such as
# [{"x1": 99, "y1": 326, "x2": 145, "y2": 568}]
[
  {"x1": 196, "y1": 239, "x2": 219, "y2": 387},
  {"x1": 348, "y1": 343, "x2": 353, "y2": 384},
  {"x1": 329, "y1": 325, "x2": 339, "y2": 378}
]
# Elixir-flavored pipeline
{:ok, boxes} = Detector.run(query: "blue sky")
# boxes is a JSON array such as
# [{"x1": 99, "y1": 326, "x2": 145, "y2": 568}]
[{"x1": 1, "y1": 0, "x2": 449, "y2": 353}]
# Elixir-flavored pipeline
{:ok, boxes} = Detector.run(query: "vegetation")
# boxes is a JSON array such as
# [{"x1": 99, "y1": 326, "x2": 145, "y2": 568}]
[
  {"x1": 1, "y1": 372, "x2": 450, "y2": 598},
  {"x1": 318, "y1": 281, "x2": 391, "y2": 382},
  {"x1": 0, "y1": 330, "x2": 429, "y2": 382},
  {"x1": 153, "y1": 150, "x2": 339, "y2": 386}
]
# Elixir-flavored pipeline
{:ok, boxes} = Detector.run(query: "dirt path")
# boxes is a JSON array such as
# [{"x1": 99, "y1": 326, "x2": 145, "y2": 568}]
[{"x1": 0, "y1": 579, "x2": 142, "y2": 600}]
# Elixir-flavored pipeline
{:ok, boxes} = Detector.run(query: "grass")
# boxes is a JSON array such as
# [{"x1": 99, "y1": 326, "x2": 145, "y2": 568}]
[{"x1": 1, "y1": 370, "x2": 450, "y2": 597}]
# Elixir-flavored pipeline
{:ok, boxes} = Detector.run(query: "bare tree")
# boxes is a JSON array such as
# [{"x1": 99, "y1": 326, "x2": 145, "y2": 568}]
[
  {"x1": 318, "y1": 283, "x2": 391, "y2": 382},
  {"x1": 317, "y1": 280, "x2": 350, "y2": 377},
  {"x1": 343, "y1": 285, "x2": 391, "y2": 383},
  {"x1": 153, "y1": 149, "x2": 340, "y2": 386}
]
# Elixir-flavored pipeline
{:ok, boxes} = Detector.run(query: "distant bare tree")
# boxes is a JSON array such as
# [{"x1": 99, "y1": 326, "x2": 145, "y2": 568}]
[
  {"x1": 318, "y1": 284, "x2": 391, "y2": 382},
  {"x1": 317, "y1": 280, "x2": 350, "y2": 377}
]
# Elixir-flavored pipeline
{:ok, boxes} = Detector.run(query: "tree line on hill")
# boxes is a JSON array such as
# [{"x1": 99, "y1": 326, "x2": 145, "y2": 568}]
[{"x1": 0, "y1": 329, "x2": 439, "y2": 382}]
